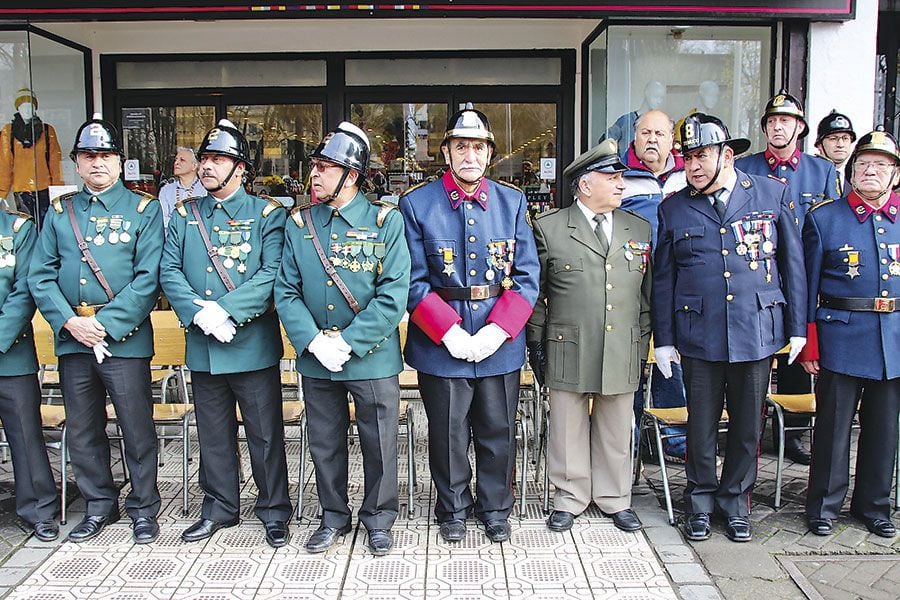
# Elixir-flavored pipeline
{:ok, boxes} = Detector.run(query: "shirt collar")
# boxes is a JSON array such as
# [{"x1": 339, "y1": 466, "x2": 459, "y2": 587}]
[
  {"x1": 442, "y1": 170, "x2": 489, "y2": 210},
  {"x1": 204, "y1": 187, "x2": 244, "y2": 219},
  {"x1": 81, "y1": 180, "x2": 123, "y2": 211},
  {"x1": 575, "y1": 199, "x2": 612, "y2": 228},
  {"x1": 764, "y1": 147, "x2": 802, "y2": 171},
  {"x1": 625, "y1": 145, "x2": 685, "y2": 181},
  {"x1": 318, "y1": 191, "x2": 366, "y2": 228},
  {"x1": 847, "y1": 190, "x2": 900, "y2": 223}
]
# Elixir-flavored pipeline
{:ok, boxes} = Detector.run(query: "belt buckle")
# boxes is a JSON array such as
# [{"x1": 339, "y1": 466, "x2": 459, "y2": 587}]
[
  {"x1": 76, "y1": 306, "x2": 96, "y2": 317},
  {"x1": 874, "y1": 298, "x2": 896, "y2": 313},
  {"x1": 470, "y1": 285, "x2": 490, "y2": 301}
]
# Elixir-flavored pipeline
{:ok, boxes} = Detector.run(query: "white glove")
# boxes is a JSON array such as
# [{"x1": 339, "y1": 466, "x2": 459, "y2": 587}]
[
  {"x1": 470, "y1": 323, "x2": 509, "y2": 363},
  {"x1": 92, "y1": 340, "x2": 112, "y2": 364},
  {"x1": 442, "y1": 324, "x2": 476, "y2": 362},
  {"x1": 308, "y1": 332, "x2": 352, "y2": 372},
  {"x1": 192, "y1": 299, "x2": 231, "y2": 334},
  {"x1": 210, "y1": 320, "x2": 237, "y2": 344},
  {"x1": 654, "y1": 345, "x2": 681, "y2": 379},
  {"x1": 787, "y1": 336, "x2": 807, "y2": 365}
]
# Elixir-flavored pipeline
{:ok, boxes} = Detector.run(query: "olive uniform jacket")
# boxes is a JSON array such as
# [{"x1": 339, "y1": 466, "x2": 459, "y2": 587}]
[{"x1": 526, "y1": 204, "x2": 652, "y2": 394}]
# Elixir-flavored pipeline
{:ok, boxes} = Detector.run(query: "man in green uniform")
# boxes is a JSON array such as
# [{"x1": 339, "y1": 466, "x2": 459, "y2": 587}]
[
  {"x1": 276, "y1": 122, "x2": 410, "y2": 556},
  {"x1": 161, "y1": 119, "x2": 292, "y2": 548},
  {"x1": 0, "y1": 207, "x2": 59, "y2": 541},
  {"x1": 29, "y1": 114, "x2": 162, "y2": 544}
]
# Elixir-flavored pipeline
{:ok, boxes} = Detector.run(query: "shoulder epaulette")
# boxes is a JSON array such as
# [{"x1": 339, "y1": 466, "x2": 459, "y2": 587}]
[
  {"x1": 767, "y1": 174, "x2": 788, "y2": 185},
  {"x1": 4, "y1": 209, "x2": 32, "y2": 233},
  {"x1": 370, "y1": 198, "x2": 398, "y2": 228},
  {"x1": 496, "y1": 180, "x2": 524, "y2": 194},
  {"x1": 260, "y1": 195, "x2": 285, "y2": 218},
  {"x1": 173, "y1": 196, "x2": 201, "y2": 219},
  {"x1": 399, "y1": 180, "x2": 428, "y2": 198},
  {"x1": 289, "y1": 206, "x2": 305, "y2": 228},
  {"x1": 51, "y1": 191, "x2": 77, "y2": 214},
  {"x1": 619, "y1": 208, "x2": 650, "y2": 224},
  {"x1": 808, "y1": 198, "x2": 834, "y2": 213},
  {"x1": 532, "y1": 208, "x2": 560, "y2": 220},
  {"x1": 136, "y1": 192, "x2": 158, "y2": 214}
]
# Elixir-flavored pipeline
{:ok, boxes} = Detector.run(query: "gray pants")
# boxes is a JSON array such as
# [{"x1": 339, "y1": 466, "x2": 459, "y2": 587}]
[
  {"x1": 59, "y1": 354, "x2": 160, "y2": 519},
  {"x1": 302, "y1": 375, "x2": 399, "y2": 531}
]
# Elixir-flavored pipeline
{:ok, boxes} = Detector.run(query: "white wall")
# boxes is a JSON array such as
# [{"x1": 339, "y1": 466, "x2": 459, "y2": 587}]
[{"x1": 807, "y1": 0, "x2": 879, "y2": 143}]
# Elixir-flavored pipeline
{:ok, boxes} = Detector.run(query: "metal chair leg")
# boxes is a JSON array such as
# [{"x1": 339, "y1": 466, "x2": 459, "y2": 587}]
[
  {"x1": 519, "y1": 416, "x2": 528, "y2": 519},
  {"x1": 297, "y1": 413, "x2": 307, "y2": 522},
  {"x1": 653, "y1": 419, "x2": 674, "y2": 525},
  {"x1": 542, "y1": 403, "x2": 551, "y2": 514},
  {"x1": 406, "y1": 405, "x2": 415, "y2": 518},
  {"x1": 60, "y1": 425, "x2": 68, "y2": 525},
  {"x1": 774, "y1": 403, "x2": 786, "y2": 509},
  {"x1": 181, "y1": 412, "x2": 190, "y2": 516}
]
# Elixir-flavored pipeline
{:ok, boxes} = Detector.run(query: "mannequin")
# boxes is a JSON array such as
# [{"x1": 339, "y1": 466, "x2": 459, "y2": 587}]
[
  {"x1": 0, "y1": 89, "x2": 63, "y2": 229},
  {"x1": 603, "y1": 80, "x2": 666, "y2": 159},
  {"x1": 675, "y1": 81, "x2": 721, "y2": 148}
]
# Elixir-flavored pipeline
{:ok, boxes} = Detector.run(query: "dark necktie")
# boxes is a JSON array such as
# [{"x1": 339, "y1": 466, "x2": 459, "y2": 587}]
[
  {"x1": 593, "y1": 214, "x2": 609, "y2": 254},
  {"x1": 711, "y1": 189, "x2": 727, "y2": 220}
]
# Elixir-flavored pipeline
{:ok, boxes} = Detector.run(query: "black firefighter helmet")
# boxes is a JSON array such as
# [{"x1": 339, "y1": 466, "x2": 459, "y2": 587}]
[
  {"x1": 815, "y1": 110, "x2": 856, "y2": 146},
  {"x1": 760, "y1": 89, "x2": 808, "y2": 139},
  {"x1": 442, "y1": 102, "x2": 495, "y2": 148},
  {"x1": 70, "y1": 113, "x2": 124, "y2": 160},
  {"x1": 310, "y1": 121, "x2": 370, "y2": 178},
  {"x1": 680, "y1": 113, "x2": 751, "y2": 156},
  {"x1": 198, "y1": 119, "x2": 254, "y2": 177}
]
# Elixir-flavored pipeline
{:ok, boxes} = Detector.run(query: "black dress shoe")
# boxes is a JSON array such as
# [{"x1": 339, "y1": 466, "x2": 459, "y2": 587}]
[
  {"x1": 439, "y1": 519, "x2": 466, "y2": 542},
  {"x1": 546, "y1": 510, "x2": 575, "y2": 532},
  {"x1": 264, "y1": 520, "x2": 289, "y2": 548},
  {"x1": 305, "y1": 523, "x2": 352, "y2": 553},
  {"x1": 856, "y1": 515, "x2": 897, "y2": 538},
  {"x1": 33, "y1": 520, "x2": 59, "y2": 542},
  {"x1": 602, "y1": 508, "x2": 643, "y2": 532},
  {"x1": 68, "y1": 512, "x2": 120, "y2": 543},
  {"x1": 367, "y1": 529, "x2": 393, "y2": 556},
  {"x1": 181, "y1": 517, "x2": 239, "y2": 543},
  {"x1": 132, "y1": 516, "x2": 159, "y2": 544},
  {"x1": 784, "y1": 444, "x2": 812, "y2": 465},
  {"x1": 724, "y1": 516, "x2": 752, "y2": 542},
  {"x1": 807, "y1": 516, "x2": 834, "y2": 536},
  {"x1": 682, "y1": 513, "x2": 711, "y2": 541},
  {"x1": 484, "y1": 519, "x2": 510, "y2": 542}
]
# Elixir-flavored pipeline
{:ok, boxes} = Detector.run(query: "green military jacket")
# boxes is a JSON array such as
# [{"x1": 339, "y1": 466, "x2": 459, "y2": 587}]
[
  {"x1": 160, "y1": 187, "x2": 286, "y2": 375},
  {"x1": 275, "y1": 191, "x2": 410, "y2": 381},
  {"x1": 29, "y1": 181, "x2": 163, "y2": 358},
  {"x1": 526, "y1": 204, "x2": 652, "y2": 395},
  {"x1": 0, "y1": 210, "x2": 38, "y2": 376}
]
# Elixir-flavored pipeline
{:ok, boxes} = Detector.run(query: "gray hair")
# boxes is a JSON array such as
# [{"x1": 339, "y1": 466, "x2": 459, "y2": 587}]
[{"x1": 176, "y1": 147, "x2": 198, "y2": 162}]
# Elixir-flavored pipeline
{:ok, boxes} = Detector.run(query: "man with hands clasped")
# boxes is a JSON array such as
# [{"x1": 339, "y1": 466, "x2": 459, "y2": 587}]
[
  {"x1": 400, "y1": 103, "x2": 539, "y2": 543},
  {"x1": 652, "y1": 113, "x2": 806, "y2": 543},
  {"x1": 161, "y1": 119, "x2": 292, "y2": 549},
  {"x1": 29, "y1": 115, "x2": 162, "y2": 544},
  {"x1": 276, "y1": 123, "x2": 410, "y2": 556}
]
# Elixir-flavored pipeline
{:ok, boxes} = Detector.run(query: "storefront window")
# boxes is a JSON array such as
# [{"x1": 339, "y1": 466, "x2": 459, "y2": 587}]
[
  {"x1": 588, "y1": 24, "x2": 772, "y2": 156},
  {"x1": 0, "y1": 29, "x2": 88, "y2": 228}
]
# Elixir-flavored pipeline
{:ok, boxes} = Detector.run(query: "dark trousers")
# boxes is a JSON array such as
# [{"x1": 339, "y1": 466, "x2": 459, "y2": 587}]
[
  {"x1": 15, "y1": 189, "x2": 49, "y2": 230},
  {"x1": 418, "y1": 371, "x2": 520, "y2": 523},
  {"x1": 191, "y1": 366, "x2": 292, "y2": 523},
  {"x1": 806, "y1": 369, "x2": 900, "y2": 521},
  {"x1": 59, "y1": 354, "x2": 160, "y2": 518},
  {"x1": 682, "y1": 356, "x2": 772, "y2": 516},
  {"x1": 775, "y1": 358, "x2": 812, "y2": 447},
  {"x1": 302, "y1": 376, "x2": 399, "y2": 531},
  {"x1": 0, "y1": 374, "x2": 58, "y2": 524}
]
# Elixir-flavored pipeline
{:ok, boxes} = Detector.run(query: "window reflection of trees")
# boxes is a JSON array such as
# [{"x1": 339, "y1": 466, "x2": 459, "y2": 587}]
[{"x1": 227, "y1": 104, "x2": 322, "y2": 181}]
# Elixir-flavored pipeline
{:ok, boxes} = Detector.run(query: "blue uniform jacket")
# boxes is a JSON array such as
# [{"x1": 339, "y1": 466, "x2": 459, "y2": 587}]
[
  {"x1": 400, "y1": 175, "x2": 539, "y2": 378},
  {"x1": 652, "y1": 169, "x2": 807, "y2": 362},
  {"x1": 736, "y1": 151, "x2": 839, "y2": 229},
  {"x1": 802, "y1": 193, "x2": 900, "y2": 380}
]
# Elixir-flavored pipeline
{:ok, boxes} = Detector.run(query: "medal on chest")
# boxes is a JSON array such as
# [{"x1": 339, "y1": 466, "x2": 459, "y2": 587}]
[
  {"x1": 887, "y1": 243, "x2": 900, "y2": 277},
  {"x1": 0, "y1": 236, "x2": 14, "y2": 268}
]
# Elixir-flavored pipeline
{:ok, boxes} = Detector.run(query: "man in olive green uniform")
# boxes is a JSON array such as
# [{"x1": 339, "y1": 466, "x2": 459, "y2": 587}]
[
  {"x1": 0, "y1": 208, "x2": 59, "y2": 541},
  {"x1": 160, "y1": 119, "x2": 292, "y2": 548},
  {"x1": 276, "y1": 123, "x2": 410, "y2": 556},
  {"x1": 29, "y1": 115, "x2": 162, "y2": 544},
  {"x1": 527, "y1": 139, "x2": 651, "y2": 533}
]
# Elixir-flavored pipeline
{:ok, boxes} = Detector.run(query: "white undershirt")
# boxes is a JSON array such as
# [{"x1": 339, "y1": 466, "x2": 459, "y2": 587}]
[{"x1": 576, "y1": 199, "x2": 613, "y2": 245}]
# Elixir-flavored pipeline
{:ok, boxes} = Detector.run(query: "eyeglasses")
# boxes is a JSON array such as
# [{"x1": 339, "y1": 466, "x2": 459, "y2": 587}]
[
  {"x1": 310, "y1": 159, "x2": 341, "y2": 172},
  {"x1": 824, "y1": 134, "x2": 853, "y2": 144},
  {"x1": 855, "y1": 160, "x2": 896, "y2": 174}
]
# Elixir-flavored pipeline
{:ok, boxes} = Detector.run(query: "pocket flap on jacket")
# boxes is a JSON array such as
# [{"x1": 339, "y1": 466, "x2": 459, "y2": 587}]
[
  {"x1": 756, "y1": 288, "x2": 786, "y2": 309},
  {"x1": 815, "y1": 305, "x2": 851, "y2": 324},
  {"x1": 550, "y1": 258, "x2": 583, "y2": 274},
  {"x1": 424, "y1": 239, "x2": 456, "y2": 256},
  {"x1": 546, "y1": 323, "x2": 579, "y2": 344},
  {"x1": 674, "y1": 226, "x2": 705, "y2": 240},
  {"x1": 675, "y1": 295, "x2": 703, "y2": 314}
]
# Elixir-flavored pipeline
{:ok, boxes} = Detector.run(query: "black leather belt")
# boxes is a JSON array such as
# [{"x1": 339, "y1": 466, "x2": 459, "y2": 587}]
[
  {"x1": 436, "y1": 285, "x2": 502, "y2": 301},
  {"x1": 821, "y1": 296, "x2": 898, "y2": 313}
]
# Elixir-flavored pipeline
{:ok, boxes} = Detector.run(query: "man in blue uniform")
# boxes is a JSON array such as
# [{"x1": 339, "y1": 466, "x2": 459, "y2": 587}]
[
  {"x1": 0, "y1": 207, "x2": 59, "y2": 541},
  {"x1": 653, "y1": 113, "x2": 807, "y2": 543},
  {"x1": 400, "y1": 103, "x2": 539, "y2": 543},
  {"x1": 29, "y1": 115, "x2": 162, "y2": 544},
  {"x1": 161, "y1": 120, "x2": 292, "y2": 548},
  {"x1": 276, "y1": 123, "x2": 410, "y2": 556},
  {"x1": 814, "y1": 110, "x2": 856, "y2": 196},
  {"x1": 799, "y1": 129, "x2": 900, "y2": 538},
  {"x1": 736, "y1": 89, "x2": 839, "y2": 465}
]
